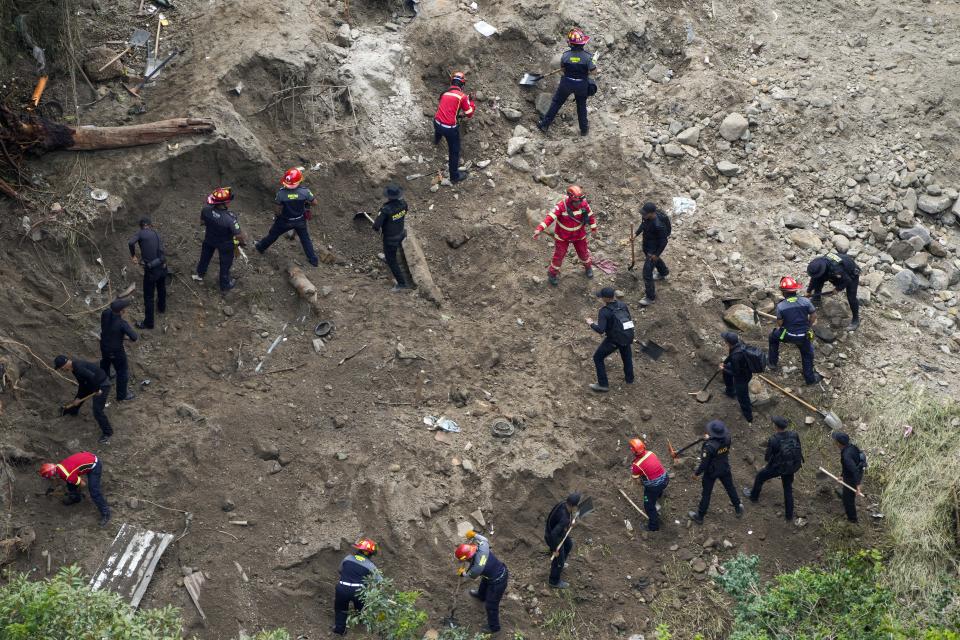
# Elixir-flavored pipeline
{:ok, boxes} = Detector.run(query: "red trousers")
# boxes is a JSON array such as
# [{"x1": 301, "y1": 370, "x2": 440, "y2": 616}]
[{"x1": 549, "y1": 237, "x2": 592, "y2": 276}]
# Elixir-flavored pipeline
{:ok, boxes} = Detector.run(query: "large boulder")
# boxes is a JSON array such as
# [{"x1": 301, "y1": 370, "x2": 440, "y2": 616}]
[
  {"x1": 722, "y1": 304, "x2": 757, "y2": 331},
  {"x1": 719, "y1": 113, "x2": 749, "y2": 141},
  {"x1": 917, "y1": 193, "x2": 952, "y2": 214},
  {"x1": 789, "y1": 229, "x2": 823, "y2": 250}
]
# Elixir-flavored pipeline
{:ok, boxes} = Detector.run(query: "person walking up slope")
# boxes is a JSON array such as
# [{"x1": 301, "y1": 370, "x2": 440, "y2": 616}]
[{"x1": 434, "y1": 71, "x2": 475, "y2": 183}]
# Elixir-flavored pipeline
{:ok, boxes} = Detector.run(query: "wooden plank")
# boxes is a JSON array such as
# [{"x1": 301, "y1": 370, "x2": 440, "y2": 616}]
[{"x1": 89, "y1": 523, "x2": 174, "y2": 608}]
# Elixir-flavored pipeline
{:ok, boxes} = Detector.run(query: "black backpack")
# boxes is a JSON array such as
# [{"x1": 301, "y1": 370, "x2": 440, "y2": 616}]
[
  {"x1": 743, "y1": 344, "x2": 767, "y2": 374},
  {"x1": 606, "y1": 302, "x2": 635, "y2": 346},
  {"x1": 657, "y1": 211, "x2": 672, "y2": 237},
  {"x1": 776, "y1": 432, "x2": 803, "y2": 474},
  {"x1": 851, "y1": 445, "x2": 868, "y2": 471}
]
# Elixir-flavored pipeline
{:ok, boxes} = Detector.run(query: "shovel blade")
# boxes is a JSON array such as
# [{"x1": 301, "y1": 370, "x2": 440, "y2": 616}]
[
  {"x1": 576, "y1": 497, "x2": 595, "y2": 518},
  {"x1": 518, "y1": 73, "x2": 542, "y2": 86},
  {"x1": 130, "y1": 28, "x2": 150, "y2": 46},
  {"x1": 824, "y1": 411, "x2": 843, "y2": 430},
  {"x1": 640, "y1": 340, "x2": 665, "y2": 361},
  {"x1": 694, "y1": 390, "x2": 712, "y2": 403}
]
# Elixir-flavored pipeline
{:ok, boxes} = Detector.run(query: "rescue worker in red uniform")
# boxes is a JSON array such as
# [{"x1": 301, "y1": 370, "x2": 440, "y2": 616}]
[
  {"x1": 629, "y1": 439, "x2": 669, "y2": 531},
  {"x1": 533, "y1": 185, "x2": 597, "y2": 286},
  {"x1": 39, "y1": 452, "x2": 111, "y2": 527},
  {"x1": 434, "y1": 71, "x2": 475, "y2": 183}
]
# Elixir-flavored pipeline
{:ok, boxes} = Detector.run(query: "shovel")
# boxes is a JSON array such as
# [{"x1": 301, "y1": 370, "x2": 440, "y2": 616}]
[
  {"x1": 550, "y1": 497, "x2": 594, "y2": 559},
  {"x1": 688, "y1": 369, "x2": 720, "y2": 403},
  {"x1": 519, "y1": 68, "x2": 562, "y2": 86},
  {"x1": 637, "y1": 340, "x2": 664, "y2": 361},
  {"x1": 817, "y1": 466, "x2": 865, "y2": 498},
  {"x1": 442, "y1": 574, "x2": 465, "y2": 628},
  {"x1": 98, "y1": 29, "x2": 150, "y2": 72},
  {"x1": 353, "y1": 211, "x2": 375, "y2": 224},
  {"x1": 627, "y1": 226, "x2": 636, "y2": 271},
  {"x1": 59, "y1": 390, "x2": 102, "y2": 416},
  {"x1": 757, "y1": 374, "x2": 843, "y2": 430}
]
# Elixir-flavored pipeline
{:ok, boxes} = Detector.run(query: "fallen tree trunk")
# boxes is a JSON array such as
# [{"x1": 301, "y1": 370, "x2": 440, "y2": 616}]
[
  {"x1": 402, "y1": 229, "x2": 443, "y2": 308},
  {"x1": 287, "y1": 265, "x2": 322, "y2": 314}
]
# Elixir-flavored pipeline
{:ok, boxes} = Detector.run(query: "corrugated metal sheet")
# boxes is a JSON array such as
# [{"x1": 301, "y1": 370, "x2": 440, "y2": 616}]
[{"x1": 89, "y1": 523, "x2": 173, "y2": 608}]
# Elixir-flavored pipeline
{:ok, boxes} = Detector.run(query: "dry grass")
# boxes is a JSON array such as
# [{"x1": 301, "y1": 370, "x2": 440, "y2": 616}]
[{"x1": 650, "y1": 558, "x2": 729, "y2": 640}]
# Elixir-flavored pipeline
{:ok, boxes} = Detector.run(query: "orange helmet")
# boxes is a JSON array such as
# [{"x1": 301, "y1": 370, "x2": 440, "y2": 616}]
[
  {"x1": 629, "y1": 438, "x2": 646, "y2": 455},
  {"x1": 353, "y1": 538, "x2": 378, "y2": 556},
  {"x1": 39, "y1": 463, "x2": 57, "y2": 479},
  {"x1": 455, "y1": 543, "x2": 477, "y2": 562},
  {"x1": 779, "y1": 276, "x2": 802, "y2": 292},
  {"x1": 207, "y1": 187, "x2": 234, "y2": 205},
  {"x1": 566, "y1": 184, "x2": 586, "y2": 206},
  {"x1": 282, "y1": 167, "x2": 303, "y2": 188},
  {"x1": 567, "y1": 28, "x2": 590, "y2": 46},
  {"x1": 451, "y1": 71, "x2": 466, "y2": 87}
]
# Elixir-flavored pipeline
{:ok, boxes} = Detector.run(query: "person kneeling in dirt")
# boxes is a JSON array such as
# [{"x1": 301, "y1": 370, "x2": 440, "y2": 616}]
[
  {"x1": 586, "y1": 287, "x2": 634, "y2": 392},
  {"x1": 434, "y1": 71, "x2": 475, "y2": 183},
  {"x1": 743, "y1": 416, "x2": 803, "y2": 522},
  {"x1": 39, "y1": 451, "x2": 111, "y2": 527},
  {"x1": 332, "y1": 537, "x2": 382, "y2": 635},
  {"x1": 456, "y1": 530, "x2": 508, "y2": 634},
  {"x1": 544, "y1": 492, "x2": 582, "y2": 588},
  {"x1": 721, "y1": 331, "x2": 753, "y2": 424},
  {"x1": 372, "y1": 184, "x2": 410, "y2": 292},
  {"x1": 633, "y1": 202, "x2": 671, "y2": 307},
  {"x1": 254, "y1": 168, "x2": 320, "y2": 267},
  {"x1": 806, "y1": 252, "x2": 862, "y2": 332},
  {"x1": 195, "y1": 187, "x2": 246, "y2": 293},
  {"x1": 688, "y1": 420, "x2": 743, "y2": 524},
  {"x1": 128, "y1": 217, "x2": 168, "y2": 330},
  {"x1": 54, "y1": 355, "x2": 113, "y2": 445},
  {"x1": 537, "y1": 28, "x2": 597, "y2": 136},
  {"x1": 534, "y1": 185, "x2": 597, "y2": 286},
  {"x1": 629, "y1": 438, "x2": 669, "y2": 531}
]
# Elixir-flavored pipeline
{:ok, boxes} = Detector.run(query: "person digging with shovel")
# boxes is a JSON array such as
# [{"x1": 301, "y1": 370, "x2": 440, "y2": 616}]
[
  {"x1": 332, "y1": 537, "x2": 382, "y2": 636},
  {"x1": 537, "y1": 27, "x2": 596, "y2": 136},
  {"x1": 54, "y1": 355, "x2": 113, "y2": 445},
  {"x1": 721, "y1": 331, "x2": 753, "y2": 424},
  {"x1": 586, "y1": 287, "x2": 635, "y2": 392},
  {"x1": 534, "y1": 185, "x2": 597, "y2": 286},
  {"x1": 629, "y1": 438, "x2": 669, "y2": 531},
  {"x1": 831, "y1": 431, "x2": 866, "y2": 523},
  {"x1": 544, "y1": 492, "x2": 582, "y2": 588},
  {"x1": 455, "y1": 530, "x2": 508, "y2": 635},
  {"x1": 371, "y1": 184, "x2": 410, "y2": 292}
]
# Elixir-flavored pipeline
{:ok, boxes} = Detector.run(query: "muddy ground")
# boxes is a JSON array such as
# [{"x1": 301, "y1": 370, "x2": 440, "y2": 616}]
[{"x1": 2, "y1": 0, "x2": 959, "y2": 638}]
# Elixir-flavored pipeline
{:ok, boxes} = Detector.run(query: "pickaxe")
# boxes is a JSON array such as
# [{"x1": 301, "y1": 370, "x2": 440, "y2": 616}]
[{"x1": 668, "y1": 437, "x2": 704, "y2": 460}]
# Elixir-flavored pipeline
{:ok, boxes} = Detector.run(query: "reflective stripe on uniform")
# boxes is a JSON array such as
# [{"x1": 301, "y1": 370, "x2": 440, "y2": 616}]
[{"x1": 339, "y1": 581, "x2": 363, "y2": 587}]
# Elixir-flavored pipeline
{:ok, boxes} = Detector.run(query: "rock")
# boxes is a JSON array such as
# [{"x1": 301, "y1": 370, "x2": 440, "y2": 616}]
[
  {"x1": 929, "y1": 269, "x2": 949, "y2": 290},
  {"x1": 887, "y1": 241, "x2": 916, "y2": 261},
  {"x1": 690, "y1": 557, "x2": 708, "y2": 573},
  {"x1": 610, "y1": 613, "x2": 628, "y2": 631},
  {"x1": 861, "y1": 271, "x2": 884, "y2": 291},
  {"x1": 628, "y1": 635, "x2": 646, "y2": 640},
  {"x1": 335, "y1": 452, "x2": 349, "y2": 461},
  {"x1": 176, "y1": 403, "x2": 202, "y2": 420},
  {"x1": 663, "y1": 143, "x2": 685, "y2": 158},
  {"x1": 641, "y1": 409, "x2": 653, "y2": 421},
  {"x1": 444, "y1": 233, "x2": 470, "y2": 249},
  {"x1": 646, "y1": 64, "x2": 670, "y2": 83},
  {"x1": 832, "y1": 235, "x2": 850, "y2": 253},
  {"x1": 534, "y1": 171, "x2": 560, "y2": 188},
  {"x1": 812, "y1": 324, "x2": 836, "y2": 343},
  {"x1": 783, "y1": 212, "x2": 810, "y2": 229},
  {"x1": 676, "y1": 126, "x2": 701, "y2": 146},
  {"x1": 267, "y1": 460, "x2": 283, "y2": 474},
  {"x1": 789, "y1": 229, "x2": 823, "y2": 250},
  {"x1": 506, "y1": 156, "x2": 531, "y2": 173},
  {"x1": 456, "y1": 521, "x2": 474, "y2": 538},
  {"x1": 222, "y1": 498, "x2": 236, "y2": 512},
  {"x1": 336, "y1": 23, "x2": 352, "y2": 47},
  {"x1": 917, "y1": 193, "x2": 952, "y2": 214},
  {"x1": 506, "y1": 136, "x2": 529, "y2": 156},
  {"x1": 423, "y1": 630, "x2": 440, "y2": 640},
  {"x1": 902, "y1": 188, "x2": 918, "y2": 214},
  {"x1": 254, "y1": 440, "x2": 280, "y2": 461},
  {"x1": 896, "y1": 209, "x2": 915, "y2": 228},
  {"x1": 716, "y1": 160, "x2": 741, "y2": 177},
  {"x1": 719, "y1": 113, "x2": 749, "y2": 141},
  {"x1": 126, "y1": 497, "x2": 141, "y2": 509},
  {"x1": 84, "y1": 46, "x2": 125, "y2": 81},
  {"x1": 535, "y1": 93, "x2": 553, "y2": 116},
  {"x1": 905, "y1": 253, "x2": 929, "y2": 270},
  {"x1": 388, "y1": 463, "x2": 402, "y2": 472},
  {"x1": 899, "y1": 225, "x2": 930, "y2": 247},
  {"x1": 332, "y1": 414, "x2": 349, "y2": 429},
  {"x1": 500, "y1": 107, "x2": 522, "y2": 122},
  {"x1": 891, "y1": 269, "x2": 921, "y2": 295},
  {"x1": 312, "y1": 338, "x2": 325, "y2": 353},
  {"x1": 471, "y1": 509, "x2": 486, "y2": 528},
  {"x1": 461, "y1": 458, "x2": 476, "y2": 473},
  {"x1": 828, "y1": 221, "x2": 858, "y2": 239},
  {"x1": 722, "y1": 304, "x2": 757, "y2": 331}
]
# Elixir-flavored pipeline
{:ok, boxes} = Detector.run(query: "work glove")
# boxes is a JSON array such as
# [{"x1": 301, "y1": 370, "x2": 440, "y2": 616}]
[
  {"x1": 457, "y1": 566, "x2": 467, "y2": 576},
  {"x1": 532, "y1": 230, "x2": 540, "y2": 240},
  {"x1": 465, "y1": 530, "x2": 476, "y2": 539}
]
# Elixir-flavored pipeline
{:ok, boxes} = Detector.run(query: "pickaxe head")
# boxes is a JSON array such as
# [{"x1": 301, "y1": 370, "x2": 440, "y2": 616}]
[{"x1": 667, "y1": 440, "x2": 679, "y2": 460}]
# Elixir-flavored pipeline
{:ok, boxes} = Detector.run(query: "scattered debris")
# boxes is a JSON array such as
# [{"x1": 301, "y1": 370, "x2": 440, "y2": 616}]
[
  {"x1": 89, "y1": 523, "x2": 174, "y2": 608},
  {"x1": 424, "y1": 416, "x2": 461, "y2": 433}
]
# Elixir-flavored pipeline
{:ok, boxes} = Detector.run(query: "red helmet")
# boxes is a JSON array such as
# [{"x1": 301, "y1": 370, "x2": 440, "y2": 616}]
[
  {"x1": 207, "y1": 187, "x2": 234, "y2": 205},
  {"x1": 567, "y1": 28, "x2": 590, "y2": 46},
  {"x1": 450, "y1": 71, "x2": 467, "y2": 87},
  {"x1": 353, "y1": 538, "x2": 378, "y2": 556},
  {"x1": 566, "y1": 185, "x2": 586, "y2": 209},
  {"x1": 282, "y1": 167, "x2": 303, "y2": 188},
  {"x1": 629, "y1": 438, "x2": 646, "y2": 455},
  {"x1": 39, "y1": 463, "x2": 57, "y2": 479},
  {"x1": 455, "y1": 543, "x2": 477, "y2": 562},
  {"x1": 779, "y1": 276, "x2": 802, "y2": 292}
]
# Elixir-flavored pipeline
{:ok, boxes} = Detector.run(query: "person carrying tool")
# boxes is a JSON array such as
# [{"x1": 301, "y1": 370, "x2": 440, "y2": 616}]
[
  {"x1": 128, "y1": 217, "x2": 168, "y2": 330},
  {"x1": 544, "y1": 492, "x2": 581, "y2": 588},
  {"x1": 688, "y1": 420, "x2": 743, "y2": 524},
  {"x1": 455, "y1": 530, "x2": 508, "y2": 634},
  {"x1": 99, "y1": 298, "x2": 137, "y2": 403},
  {"x1": 743, "y1": 416, "x2": 803, "y2": 521},
  {"x1": 721, "y1": 331, "x2": 753, "y2": 424},
  {"x1": 195, "y1": 187, "x2": 246, "y2": 293},
  {"x1": 534, "y1": 185, "x2": 597, "y2": 286},
  {"x1": 332, "y1": 537, "x2": 382, "y2": 636},
  {"x1": 537, "y1": 28, "x2": 596, "y2": 136},
  {"x1": 39, "y1": 451, "x2": 111, "y2": 527},
  {"x1": 586, "y1": 286, "x2": 634, "y2": 392},
  {"x1": 806, "y1": 252, "x2": 862, "y2": 331},
  {"x1": 54, "y1": 355, "x2": 113, "y2": 445},
  {"x1": 255, "y1": 168, "x2": 320, "y2": 267},
  {"x1": 629, "y1": 438, "x2": 669, "y2": 531},
  {"x1": 632, "y1": 202, "x2": 671, "y2": 306},
  {"x1": 372, "y1": 184, "x2": 409, "y2": 292},
  {"x1": 768, "y1": 276, "x2": 822, "y2": 385},
  {"x1": 434, "y1": 71, "x2": 475, "y2": 183},
  {"x1": 831, "y1": 432, "x2": 866, "y2": 523}
]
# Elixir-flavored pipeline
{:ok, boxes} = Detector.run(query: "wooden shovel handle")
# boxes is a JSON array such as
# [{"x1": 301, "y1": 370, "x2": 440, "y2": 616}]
[
  {"x1": 818, "y1": 466, "x2": 865, "y2": 498},
  {"x1": 98, "y1": 47, "x2": 131, "y2": 72},
  {"x1": 617, "y1": 488, "x2": 648, "y2": 520},
  {"x1": 757, "y1": 374, "x2": 819, "y2": 414}
]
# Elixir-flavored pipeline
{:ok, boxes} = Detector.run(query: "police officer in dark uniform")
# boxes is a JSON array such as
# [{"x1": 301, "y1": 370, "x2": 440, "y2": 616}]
[
  {"x1": 768, "y1": 276, "x2": 822, "y2": 385},
  {"x1": 721, "y1": 331, "x2": 753, "y2": 424},
  {"x1": 195, "y1": 187, "x2": 246, "y2": 292},
  {"x1": 743, "y1": 416, "x2": 803, "y2": 521},
  {"x1": 544, "y1": 492, "x2": 581, "y2": 589},
  {"x1": 634, "y1": 202, "x2": 671, "y2": 306},
  {"x1": 100, "y1": 298, "x2": 137, "y2": 402},
  {"x1": 586, "y1": 286, "x2": 635, "y2": 392},
  {"x1": 537, "y1": 27, "x2": 596, "y2": 136},
  {"x1": 372, "y1": 185, "x2": 409, "y2": 292},
  {"x1": 128, "y1": 217, "x2": 168, "y2": 330},
  {"x1": 332, "y1": 537, "x2": 381, "y2": 636},
  {"x1": 255, "y1": 168, "x2": 320, "y2": 267},
  {"x1": 807, "y1": 252, "x2": 862, "y2": 331},
  {"x1": 832, "y1": 432, "x2": 865, "y2": 523},
  {"x1": 688, "y1": 420, "x2": 743, "y2": 524},
  {"x1": 456, "y1": 530, "x2": 509, "y2": 634},
  {"x1": 54, "y1": 355, "x2": 114, "y2": 444}
]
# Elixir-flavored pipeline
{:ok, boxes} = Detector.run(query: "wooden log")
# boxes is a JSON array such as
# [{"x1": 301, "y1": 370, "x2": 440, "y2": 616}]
[
  {"x1": 287, "y1": 264, "x2": 322, "y2": 314},
  {"x1": 67, "y1": 118, "x2": 215, "y2": 150},
  {"x1": 402, "y1": 229, "x2": 443, "y2": 307}
]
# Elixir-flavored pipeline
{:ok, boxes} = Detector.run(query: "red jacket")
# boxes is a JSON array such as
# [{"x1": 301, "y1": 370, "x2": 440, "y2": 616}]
[
  {"x1": 55, "y1": 452, "x2": 98, "y2": 485},
  {"x1": 434, "y1": 86, "x2": 476, "y2": 127},
  {"x1": 536, "y1": 198, "x2": 597, "y2": 242},
  {"x1": 631, "y1": 451, "x2": 666, "y2": 482}
]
